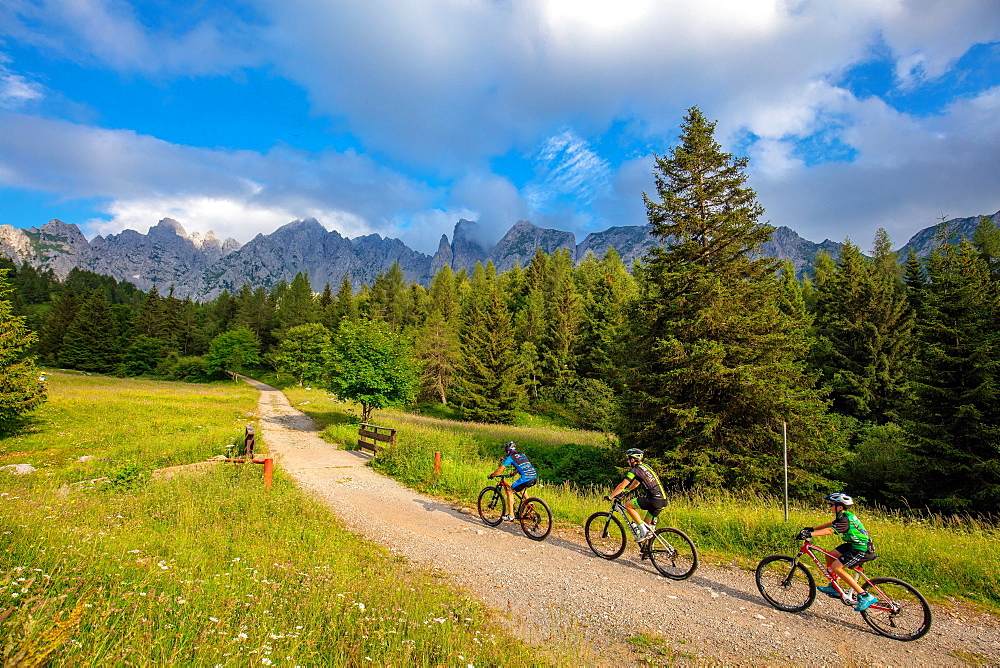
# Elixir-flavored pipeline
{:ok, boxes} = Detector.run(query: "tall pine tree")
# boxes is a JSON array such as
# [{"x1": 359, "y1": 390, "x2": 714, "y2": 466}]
[{"x1": 618, "y1": 107, "x2": 838, "y2": 494}]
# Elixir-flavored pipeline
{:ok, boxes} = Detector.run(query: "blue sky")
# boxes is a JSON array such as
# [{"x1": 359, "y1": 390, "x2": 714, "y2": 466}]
[{"x1": 1, "y1": 0, "x2": 999, "y2": 255}]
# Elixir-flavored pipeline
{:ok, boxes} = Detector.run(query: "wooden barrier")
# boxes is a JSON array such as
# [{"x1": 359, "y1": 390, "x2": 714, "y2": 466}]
[{"x1": 358, "y1": 423, "x2": 396, "y2": 454}]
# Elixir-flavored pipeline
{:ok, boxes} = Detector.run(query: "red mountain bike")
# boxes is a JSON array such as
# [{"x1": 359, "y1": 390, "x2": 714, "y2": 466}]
[
  {"x1": 755, "y1": 535, "x2": 931, "y2": 641},
  {"x1": 477, "y1": 473, "x2": 552, "y2": 541}
]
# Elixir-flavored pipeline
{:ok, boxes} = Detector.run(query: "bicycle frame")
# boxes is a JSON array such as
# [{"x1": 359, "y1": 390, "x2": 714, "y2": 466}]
[
  {"x1": 791, "y1": 539, "x2": 901, "y2": 614},
  {"x1": 606, "y1": 493, "x2": 660, "y2": 541},
  {"x1": 491, "y1": 473, "x2": 529, "y2": 510}
]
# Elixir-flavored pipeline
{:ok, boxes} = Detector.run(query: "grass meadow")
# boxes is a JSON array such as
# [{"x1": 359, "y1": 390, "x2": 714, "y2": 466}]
[
  {"x1": 281, "y1": 385, "x2": 1000, "y2": 612},
  {"x1": 1, "y1": 372, "x2": 548, "y2": 666}
]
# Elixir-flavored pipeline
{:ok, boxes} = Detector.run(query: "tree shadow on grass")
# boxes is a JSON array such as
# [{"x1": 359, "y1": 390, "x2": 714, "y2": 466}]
[{"x1": 296, "y1": 406, "x2": 360, "y2": 431}]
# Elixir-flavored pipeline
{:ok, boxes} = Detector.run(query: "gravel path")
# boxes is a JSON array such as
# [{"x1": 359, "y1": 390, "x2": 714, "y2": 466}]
[{"x1": 245, "y1": 377, "x2": 1000, "y2": 666}]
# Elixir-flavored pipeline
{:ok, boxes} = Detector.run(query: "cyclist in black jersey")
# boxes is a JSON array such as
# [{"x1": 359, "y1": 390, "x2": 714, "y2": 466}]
[{"x1": 604, "y1": 448, "x2": 666, "y2": 542}]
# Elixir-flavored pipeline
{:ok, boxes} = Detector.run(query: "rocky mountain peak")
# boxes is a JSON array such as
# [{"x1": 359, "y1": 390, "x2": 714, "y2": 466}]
[{"x1": 150, "y1": 217, "x2": 188, "y2": 238}]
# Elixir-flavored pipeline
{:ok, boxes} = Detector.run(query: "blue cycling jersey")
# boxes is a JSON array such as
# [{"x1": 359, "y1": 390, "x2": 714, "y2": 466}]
[{"x1": 502, "y1": 452, "x2": 537, "y2": 483}]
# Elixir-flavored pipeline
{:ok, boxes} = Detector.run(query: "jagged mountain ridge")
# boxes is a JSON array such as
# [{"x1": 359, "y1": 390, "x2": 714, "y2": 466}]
[{"x1": 1, "y1": 211, "x2": 997, "y2": 301}]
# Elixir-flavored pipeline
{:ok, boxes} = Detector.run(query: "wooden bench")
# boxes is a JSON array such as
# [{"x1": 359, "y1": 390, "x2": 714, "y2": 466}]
[{"x1": 358, "y1": 423, "x2": 396, "y2": 454}]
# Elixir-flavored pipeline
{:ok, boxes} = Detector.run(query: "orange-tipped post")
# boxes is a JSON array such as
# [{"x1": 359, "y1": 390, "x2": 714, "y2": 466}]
[
  {"x1": 434, "y1": 451, "x2": 441, "y2": 474},
  {"x1": 264, "y1": 458, "x2": 273, "y2": 489}
]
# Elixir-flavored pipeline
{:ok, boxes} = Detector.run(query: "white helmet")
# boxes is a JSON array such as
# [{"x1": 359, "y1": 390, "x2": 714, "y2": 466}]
[{"x1": 824, "y1": 492, "x2": 854, "y2": 506}]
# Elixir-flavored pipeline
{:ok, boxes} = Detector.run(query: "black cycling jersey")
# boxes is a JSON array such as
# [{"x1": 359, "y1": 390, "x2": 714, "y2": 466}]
[{"x1": 624, "y1": 462, "x2": 665, "y2": 499}]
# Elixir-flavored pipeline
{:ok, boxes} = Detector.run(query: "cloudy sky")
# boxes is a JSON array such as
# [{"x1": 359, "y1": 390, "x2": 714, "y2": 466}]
[{"x1": 1, "y1": 0, "x2": 998, "y2": 254}]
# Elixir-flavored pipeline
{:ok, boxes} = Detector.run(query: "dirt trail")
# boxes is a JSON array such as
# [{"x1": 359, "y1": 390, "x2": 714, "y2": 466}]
[{"x1": 245, "y1": 376, "x2": 1000, "y2": 666}]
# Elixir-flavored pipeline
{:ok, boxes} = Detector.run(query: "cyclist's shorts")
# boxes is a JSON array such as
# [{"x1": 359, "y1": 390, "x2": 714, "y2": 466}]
[
  {"x1": 835, "y1": 544, "x2": 877, "y2": 568},
  {"x1": 636, "y1": 496, "x2": 668, "y2": 516},
  {"x1": 512, "y1": 477, "x2": 537, "y2": 492}
]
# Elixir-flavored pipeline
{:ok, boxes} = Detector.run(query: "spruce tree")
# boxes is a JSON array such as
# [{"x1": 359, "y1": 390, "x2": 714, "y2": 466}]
[
  {"x1": 618, "y1": 107, "x2": 838, "y2": 494},
  {"x1": 327, "y1": 275, "x2": 359, "y2": 330},
  {"x1": 0, "y1": 269, "x2": 46, "y2": 431},
  {"x1": 905, "y1": 239, "x2": 1000, "y2": 513},
  {"x1": 972, "y1": 215, "x2": 1000, "y2": 281},
  {"x1": 811, "y1": 237, "x2": 913, "y2": 424},
  {"x1": 454, "y1": 262, "x2": 524, "y2": 423},
  {"x1": 36, "y1": 291, "x2": 80, "y2": 364},
  {"x1": 59, "y1": 291, "x2": 121, "y2": 372}
]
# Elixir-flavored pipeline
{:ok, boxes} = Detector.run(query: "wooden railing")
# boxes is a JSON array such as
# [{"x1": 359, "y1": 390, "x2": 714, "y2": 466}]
[{"x1": 358, "y1": 423, "x2": 396, "y2": 454}]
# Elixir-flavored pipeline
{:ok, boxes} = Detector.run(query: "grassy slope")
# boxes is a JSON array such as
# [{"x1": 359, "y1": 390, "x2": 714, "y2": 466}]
[
  {"x1": 1, "y1": 373, "x2": 550, "y2": 666},
  {"x1": 282, "y1": 385, "x2": 1000, "y2": 612}
]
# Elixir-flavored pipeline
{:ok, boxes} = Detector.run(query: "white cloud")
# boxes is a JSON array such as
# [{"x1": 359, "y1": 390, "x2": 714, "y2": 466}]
[
  {"x1": 0, "y1": 62, "x2": 44, "y2": 110},
  {"x1": 0, "y1": 0, "x2": 259, "y2": 76},
  {"x1": 525, "y1": 129, "x2": 611, "y2": 210},
  {"x1": 0, "y1": 113, "x2": 445, "y2": 246},
  {"x1": 752, "y1": 86, "x2": 1000, "y2": 246},
  {"x1": 2, "y1": 0, "x2": 999, "y2": 251}
]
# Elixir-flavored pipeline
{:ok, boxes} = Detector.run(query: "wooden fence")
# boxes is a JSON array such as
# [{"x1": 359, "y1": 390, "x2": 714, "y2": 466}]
[{"x1": 358, "y1": 423, "x2": 397, "y2": 454}]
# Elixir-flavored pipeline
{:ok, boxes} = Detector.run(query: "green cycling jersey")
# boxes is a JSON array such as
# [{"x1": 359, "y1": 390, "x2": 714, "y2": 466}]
[{"x1": 832, "y1": 510, "x2": 872, "y2": 551}]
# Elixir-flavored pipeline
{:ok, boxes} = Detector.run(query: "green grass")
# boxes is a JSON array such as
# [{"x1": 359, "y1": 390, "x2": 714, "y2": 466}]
[
  {"x1": 281, "y1": 386, "x2": 1000, "y2": 612},
  {"x1": 1, "y1": 372, "x2": 552, "y2": 666}
]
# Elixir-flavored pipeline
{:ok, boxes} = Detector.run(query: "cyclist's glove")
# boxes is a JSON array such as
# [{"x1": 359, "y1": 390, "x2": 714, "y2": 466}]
[
  {"x1": 796, "y1": 527, "x2": 813, "y2": 540},
  {"x1": 487, "y1": 474, "x2": 495, "y2": 480},
  {"x1": 604, "y1": 494, "x2": 614, "y2": 501}
]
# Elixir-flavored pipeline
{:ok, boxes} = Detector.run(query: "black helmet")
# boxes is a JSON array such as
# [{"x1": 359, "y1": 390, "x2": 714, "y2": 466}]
[
  {"x1": 504, "y1": 441, "x2": 517, "y2": 454},
  {"x1": 625, "y1": 448, "x2": 643, "y2": 461}
]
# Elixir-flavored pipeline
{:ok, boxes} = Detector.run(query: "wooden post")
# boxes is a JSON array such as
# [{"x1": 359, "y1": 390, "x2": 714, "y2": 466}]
[
  {"x1": 434, "y1": 451, "x2": 441, "y2": 473},
  {"x1": 263, "y1": 458, "x2": 273, "y2": 489},
  {"x1": 245, "y1": 425, "x2": 256, "y2": 459}
]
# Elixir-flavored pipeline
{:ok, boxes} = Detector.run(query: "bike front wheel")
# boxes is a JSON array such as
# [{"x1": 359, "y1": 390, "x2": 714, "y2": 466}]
[
  {"x1": 649, "y1": 528, "x2": 698, "y2": 580},
  {"x1": 584, "y1": 512, "x2": 626, "y2": 559},
  {"x1": 477, "y1": 486, "x2": 505, "y2": 527},
  {"x1": 860, "y1": 577, "x2": 932, "y2": 641},
  {"x1": 518, "y1": 497, "x2": 552, "y2": 541},
  {"x1": 755, "y1": 555, "x2": 816, "y2": 612}
]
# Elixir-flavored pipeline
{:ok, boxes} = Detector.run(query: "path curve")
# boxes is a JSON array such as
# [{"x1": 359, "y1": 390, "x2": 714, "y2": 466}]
[{"x1": 245, "y1": 377, "x2": 1000, "y2": 666}]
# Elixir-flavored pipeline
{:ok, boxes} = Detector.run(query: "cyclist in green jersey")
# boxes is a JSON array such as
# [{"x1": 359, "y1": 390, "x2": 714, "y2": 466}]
[
  {"x1": 799, "y1": 492, "x2": 878, "y2": 611},
  {"x1": 605, "y1": 448, "x2": 666, "y2": 543}
]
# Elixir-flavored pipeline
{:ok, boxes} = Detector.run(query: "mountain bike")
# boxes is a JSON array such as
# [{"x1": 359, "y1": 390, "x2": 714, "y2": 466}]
[
  {"x1": 584, "y1": 492, "x2": 698, "y2": 579},
  {"x1": 477, "y1": 473, "x2": 552, "y2": 541},
  {"x1": 755, "y1": 535, "x2": 931, "y2": 641}
]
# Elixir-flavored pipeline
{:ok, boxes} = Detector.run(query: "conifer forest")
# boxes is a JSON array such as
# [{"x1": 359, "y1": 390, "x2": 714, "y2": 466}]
[{"x1": 3, "y1": 108, "x2": 998, "y2": 515}]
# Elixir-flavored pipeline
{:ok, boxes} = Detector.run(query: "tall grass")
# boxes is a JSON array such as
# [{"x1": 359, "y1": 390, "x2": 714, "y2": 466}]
[
  {"x1": 283, "y1": 386, "x2": 1000, "y2": 611},
  {"x1": 1, "y1": 373, "x2": 550, "y2": 666}
]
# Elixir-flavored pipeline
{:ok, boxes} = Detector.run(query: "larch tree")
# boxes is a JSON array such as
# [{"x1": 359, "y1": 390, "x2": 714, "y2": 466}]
[{"x1": 618, "y1": 106, "x2": 839, "y2": 495}]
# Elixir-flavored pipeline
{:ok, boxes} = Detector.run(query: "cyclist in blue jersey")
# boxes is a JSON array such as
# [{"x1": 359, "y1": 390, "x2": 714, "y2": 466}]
[
  {"x1": 605, "y1": 448, "x2": 666, "y2": 542},
  {"x1": 488, "y1": 441, "x2": 538, "y2": 521}
]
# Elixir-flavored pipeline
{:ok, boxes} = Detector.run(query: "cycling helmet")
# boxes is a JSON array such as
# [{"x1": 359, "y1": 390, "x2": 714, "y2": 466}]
[
  {"x1": 824, "y1": 492, "x2": 854, "y2": 506},
  {"x1": 625, "y1": 448, "x2": 643, "y2": 461},
  {"x1": 504, "y1": 441, "x2": 517, "y2": 454}
]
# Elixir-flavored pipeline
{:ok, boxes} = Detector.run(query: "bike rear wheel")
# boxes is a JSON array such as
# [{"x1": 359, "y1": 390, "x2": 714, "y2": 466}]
[
  {"x1": 860, "y1": 577, "x2": 932, "y2": 641},
  {"x1": 585, "y1": 512, "x2": 626, "y2": 559},
  {"x1": 477, "y1": 486, "x2": 505, "y2": 527},
  {"x1": 755, "y1": 555, "x2": 816, "y2": 612},
  {"x1": 518, "y1": 497, "x2": 552, "y2": 541},
  {"x1": 649, "y1": 528, "x2": 698, "y2": 580}
]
